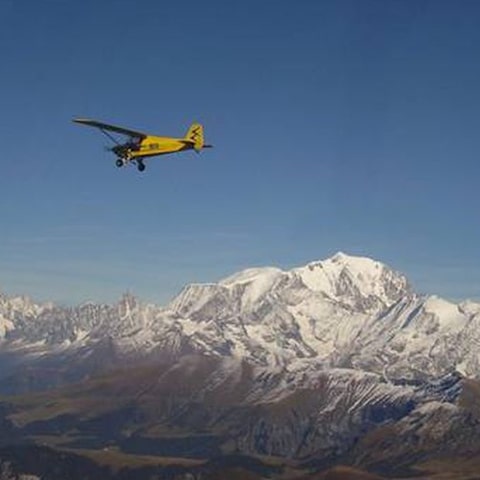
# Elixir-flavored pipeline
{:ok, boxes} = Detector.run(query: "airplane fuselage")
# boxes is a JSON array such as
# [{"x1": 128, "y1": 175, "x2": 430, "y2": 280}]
[{"x1": 130, "y1": 135, "x2": 192, "y2": 159}]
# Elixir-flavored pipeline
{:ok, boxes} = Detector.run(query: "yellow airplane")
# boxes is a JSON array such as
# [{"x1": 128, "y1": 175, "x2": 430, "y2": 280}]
[{"x1": 73, "y1": 118, "x2": 212, "y2": 171}]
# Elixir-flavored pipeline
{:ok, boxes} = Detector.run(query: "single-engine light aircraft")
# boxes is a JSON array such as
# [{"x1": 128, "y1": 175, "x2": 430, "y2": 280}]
[{"x1": 73, "y1": 118, "x2": 212, "y2": 171}]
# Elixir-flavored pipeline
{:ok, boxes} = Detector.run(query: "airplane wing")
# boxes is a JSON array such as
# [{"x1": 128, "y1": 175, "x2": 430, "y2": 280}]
[{"x1": 72, "y1": 118, "x2": 147, "y2": 139}]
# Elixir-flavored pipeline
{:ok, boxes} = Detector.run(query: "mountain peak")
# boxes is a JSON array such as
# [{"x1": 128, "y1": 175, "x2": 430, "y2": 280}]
[
  {"x1": 219, "y1": 266, "x2": 284, "y2": 287},
  {"x1": 331, "y1": 250, "x2": 351, "y2": 261},
  {"x1": 304, "y1": 251, "x2": 383, "y2": 271},
  {"x1": 294, "y1": 253, "x2": 410, "y2": 308},
  {"x1": 330, "y1": 251, "x2": 382, "y2": 269}
]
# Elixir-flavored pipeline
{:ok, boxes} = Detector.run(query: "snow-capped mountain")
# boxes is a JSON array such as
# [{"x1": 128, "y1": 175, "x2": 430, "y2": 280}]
[
  {"x1": 1, "y1": 253, "x2": 480, "y2": 478},
  {"x1": 0, "y1": 252, "x2": 479, "y2": 391}
]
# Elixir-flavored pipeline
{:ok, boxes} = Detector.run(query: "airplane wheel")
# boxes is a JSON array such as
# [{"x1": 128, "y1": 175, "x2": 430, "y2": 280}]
[
  {"x1": 115, "y1": 159, "x2": 124, "y2": 168},
  {"x1": 137, "y1": 161, "x2": 146, "y2": 172}
]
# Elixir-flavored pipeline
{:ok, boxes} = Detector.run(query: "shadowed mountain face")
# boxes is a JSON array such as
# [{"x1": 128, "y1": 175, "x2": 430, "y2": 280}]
[
  {"x1": 1, "y1": 357, "x2": 480, "y2": 479},
  {"x1": 0, "y1": 254, "x2": 480, "y2": 479}
]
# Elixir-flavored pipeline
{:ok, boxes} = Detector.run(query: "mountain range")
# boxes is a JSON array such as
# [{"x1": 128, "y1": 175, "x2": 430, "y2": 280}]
[{"x1": 0, "y1": 252, "x2": 479, "y2": 479}]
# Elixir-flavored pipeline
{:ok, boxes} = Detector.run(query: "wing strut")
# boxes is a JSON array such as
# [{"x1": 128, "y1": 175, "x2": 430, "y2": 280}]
[{"x1": 99, "y1": 128, "x2": 121, "y2": 145}]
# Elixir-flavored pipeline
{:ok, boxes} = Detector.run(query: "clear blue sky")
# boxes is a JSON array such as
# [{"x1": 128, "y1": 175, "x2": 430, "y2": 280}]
[{"x1": 1, "y1": 0, "x2": 479, "y2": 305}]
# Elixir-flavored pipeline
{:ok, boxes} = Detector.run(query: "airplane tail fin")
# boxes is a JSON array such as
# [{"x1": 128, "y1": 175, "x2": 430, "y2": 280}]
[{"x1": 185, "y1": 123, "x2": 205, "y2": 152}]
